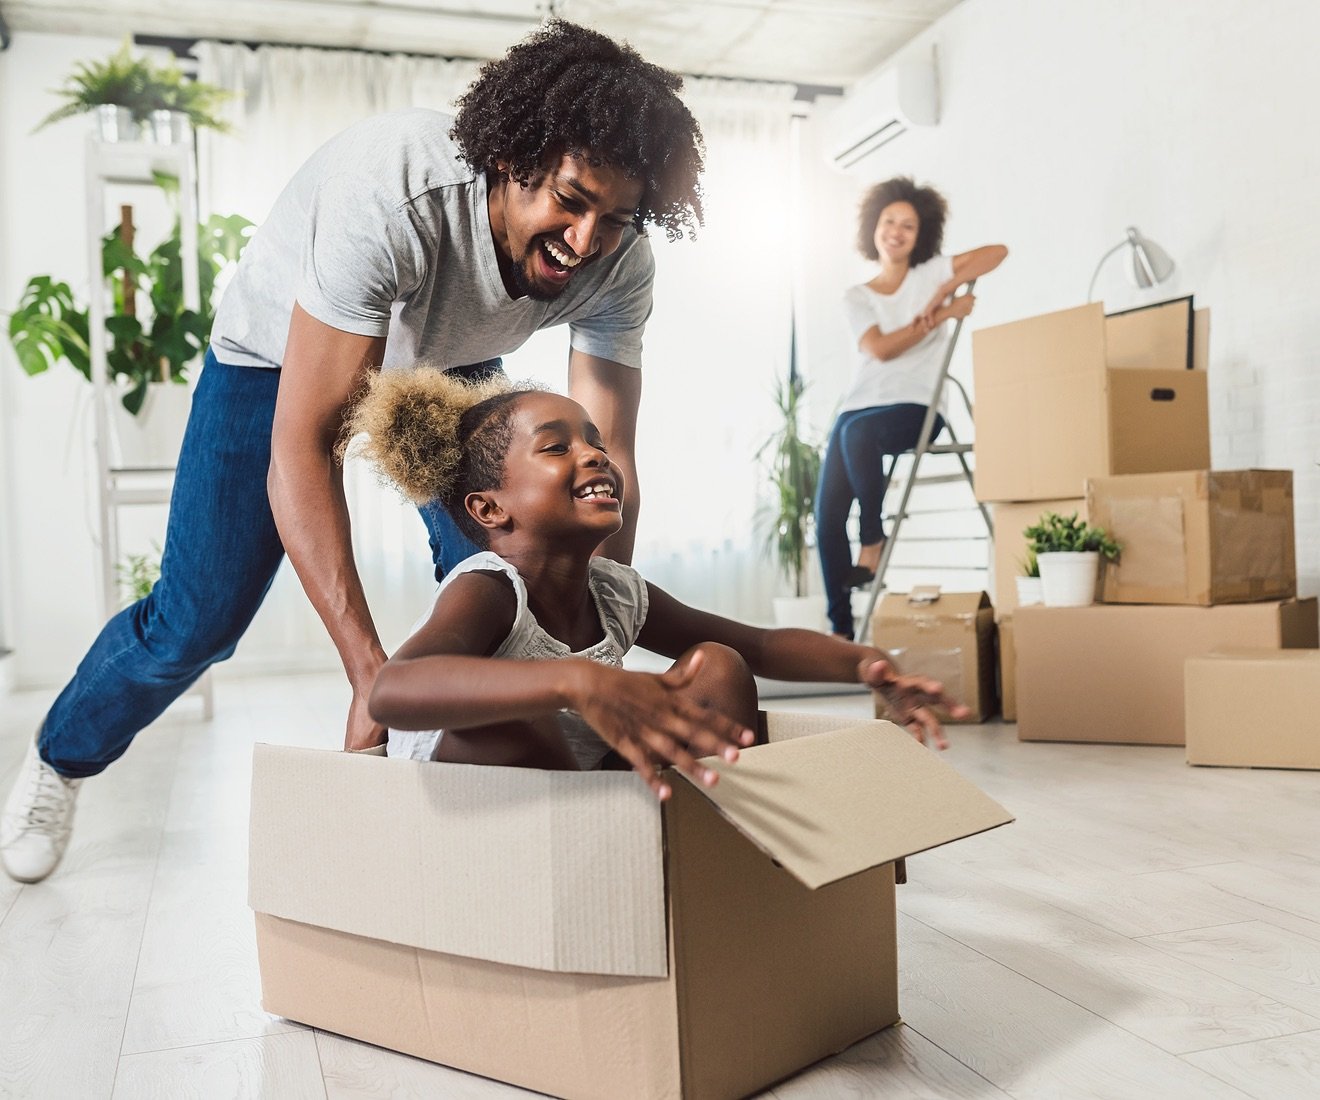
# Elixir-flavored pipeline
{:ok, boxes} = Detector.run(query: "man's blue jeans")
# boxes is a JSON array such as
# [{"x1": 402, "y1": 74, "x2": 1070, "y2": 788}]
[
  {"x1": 38, "y1": 350, "x2": 495, "y2": 779},
  {"x1": 814, "y1": 403, "x2": 945, "y2": 637}
]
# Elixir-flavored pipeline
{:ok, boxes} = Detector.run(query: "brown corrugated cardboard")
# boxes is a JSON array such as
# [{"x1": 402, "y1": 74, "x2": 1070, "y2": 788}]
[
  {"x1": 1186, "y1": 650, "x2": 1320, "y2": 769},
  {"x1": 870, "y1": 588, "x2": 995, "y2": 722},
  {"x1": 1105, "y1": 297, "x2": 1194, "y2": 371},
  {"x1": 998, "y1": 615, "x2": 1016, "y2": 722},
  {"x1": 1088, "y1": 469, "x2": 1296, "y2": 606},
  {"x1": 991, "y1": 498, "x2": 1087, "y2": 612},
  {"x1": 1016, "y1": 600, "x2": 1319, "y2": 745},
  {"x1": 250, "y1": 714, "x2": 1013, "y2": 1099},
  {"x1": 972, "y1": 302, "x2": 1210, "y2": 503}
]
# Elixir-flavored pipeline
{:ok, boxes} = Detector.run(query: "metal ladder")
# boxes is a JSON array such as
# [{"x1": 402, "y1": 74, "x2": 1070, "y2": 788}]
[{"x1": 853, "y1": 279, "x2": 993, "y2": 643}]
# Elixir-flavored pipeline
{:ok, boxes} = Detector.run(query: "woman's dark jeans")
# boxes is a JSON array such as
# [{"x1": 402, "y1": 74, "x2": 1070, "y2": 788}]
[
  {"x1": 38, "y1": 351, "x2": 501, "y2": 778},
  {"x1": 814, "y1": 402, "x2": 945, "y2": 637}
]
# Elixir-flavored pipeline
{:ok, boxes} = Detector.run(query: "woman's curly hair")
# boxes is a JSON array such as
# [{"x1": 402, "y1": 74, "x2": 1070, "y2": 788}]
[
  {"x1": 450, "y1": 19, "x2": 705, "y2": 242},
  {"x1": 857, "y1": 177, "x2": 948, "y2": 266},
  {"x1": 346, "y1": 368, "x2": 541, "y2": 548}
]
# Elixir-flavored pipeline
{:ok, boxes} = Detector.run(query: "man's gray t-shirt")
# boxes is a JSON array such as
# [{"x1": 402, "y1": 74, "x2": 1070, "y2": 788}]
[{"x1": 210, "y1": 108, "x2": 655, "y2": 372}]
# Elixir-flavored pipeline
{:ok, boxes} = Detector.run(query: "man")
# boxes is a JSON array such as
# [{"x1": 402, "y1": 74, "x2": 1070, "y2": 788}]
[{"x1": 1, "y1": 20, "x2": 705, "y2": 883}]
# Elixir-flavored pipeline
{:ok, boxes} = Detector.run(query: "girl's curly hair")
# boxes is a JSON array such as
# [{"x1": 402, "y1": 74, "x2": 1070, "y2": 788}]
[
  {"x1": 347, "y1": 368, "x2": 541, "y2": 548},
  {"x1": 857, "y1": 177, "x2": 948, "y2": 266},
  {"x1": 450, "y1": 19, "x2": 705, "y2": 242}
]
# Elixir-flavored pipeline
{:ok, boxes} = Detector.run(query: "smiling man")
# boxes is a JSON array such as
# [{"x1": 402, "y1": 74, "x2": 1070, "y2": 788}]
[{"x1": 1, "y1": 20, "x2": 705, "y2": 884}]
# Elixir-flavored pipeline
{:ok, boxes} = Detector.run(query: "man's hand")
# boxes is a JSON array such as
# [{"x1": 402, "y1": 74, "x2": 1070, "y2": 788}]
[
  {"x1": 345, "y1": 652, "x2": 388, "y2": 751},
  {"x1": 857, "y1": 657, "x2": 968, "y2": 750},
  {"x1": 570, "y1": 654, "x2": 756, "y2": 800}
]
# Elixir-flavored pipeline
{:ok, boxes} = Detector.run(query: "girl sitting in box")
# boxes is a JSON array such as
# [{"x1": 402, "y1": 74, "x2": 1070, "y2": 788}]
[{"x1": 352, "y1": 368, "x2": 967, "y2": 799}]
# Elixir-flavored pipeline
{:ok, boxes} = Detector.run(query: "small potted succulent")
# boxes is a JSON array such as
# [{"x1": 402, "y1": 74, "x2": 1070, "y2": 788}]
[
  {"x1": 1015, "y1": 546, "x2": 1043, "y2": 607},
  {"x1": 1023, "y1": 511, "x2": 1120, "y2": 607}
]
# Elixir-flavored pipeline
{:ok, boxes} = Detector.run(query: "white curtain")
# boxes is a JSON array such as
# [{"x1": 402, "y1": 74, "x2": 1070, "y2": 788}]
[{"x1": 193, "y1": 43, "x2": 802, "y2": 670}]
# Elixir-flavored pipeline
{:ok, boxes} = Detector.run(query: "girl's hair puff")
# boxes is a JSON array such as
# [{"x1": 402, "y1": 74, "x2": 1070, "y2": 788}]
[{"x1": 347, "y1": 367, "x2": 541, "y2": 546}]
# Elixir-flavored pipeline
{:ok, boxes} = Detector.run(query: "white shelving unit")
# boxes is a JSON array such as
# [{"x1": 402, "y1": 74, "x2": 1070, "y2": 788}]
[{"x1": 84, "y1": 134, "x2": 212, "y2": 718}]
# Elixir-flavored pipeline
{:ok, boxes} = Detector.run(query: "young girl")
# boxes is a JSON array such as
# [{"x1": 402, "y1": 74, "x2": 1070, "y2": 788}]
[{"x1": 354, "y1": 368, "x2": 968, "y2": 801}]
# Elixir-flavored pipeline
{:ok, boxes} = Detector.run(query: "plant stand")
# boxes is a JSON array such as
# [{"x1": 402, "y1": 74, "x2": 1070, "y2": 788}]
[{"x1": 85, "y1": 134, "x2": 212, "y2": 718}]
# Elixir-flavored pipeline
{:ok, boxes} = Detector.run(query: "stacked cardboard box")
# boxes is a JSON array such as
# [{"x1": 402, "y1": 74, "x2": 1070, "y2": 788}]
[
  {"x1": 974, "y1": 297, "x2": 1210, "y2": 614},
  {"x1": 1013, "y1": 467, "x2": 1312, "y2": 747},
  {"x1": 1186, "y1": 651, "x2": 1320, "y2": 769},
  {"x1": 250, "y1": 713, "x2": 1013, "y2": 1099}
]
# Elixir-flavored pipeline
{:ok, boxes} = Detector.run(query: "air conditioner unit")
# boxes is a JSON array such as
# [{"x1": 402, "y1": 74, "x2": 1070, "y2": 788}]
[{"x1": 823, "y1": 50, "x2": 939, "y2": 174}]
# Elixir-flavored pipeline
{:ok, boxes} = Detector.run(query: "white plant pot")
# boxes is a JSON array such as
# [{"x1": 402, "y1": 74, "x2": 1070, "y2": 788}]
[
  {"x1": 1015, "y1": 575, "x2": 1044, "y2": 607},
  {"x1": 772, "y1": 594, "x2": 828, "y2": 631},
  {"x1": 1037, "y1": 551, "x2": 1100, "y2": 607},
  {"x1": 145, "y1": 109, "x2": 192, "y2": 145},
  {"x1": 94, "y1": 104, "x2": 139, "y2": 142},
  {"x1": 109, "y1": 382, "x2": 193, "y2": 469}
]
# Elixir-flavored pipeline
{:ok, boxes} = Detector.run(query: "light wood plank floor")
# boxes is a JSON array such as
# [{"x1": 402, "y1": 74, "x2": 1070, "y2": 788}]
[{"x1": 3, "y1": 673, "x2": 1320, "y2": 1099}]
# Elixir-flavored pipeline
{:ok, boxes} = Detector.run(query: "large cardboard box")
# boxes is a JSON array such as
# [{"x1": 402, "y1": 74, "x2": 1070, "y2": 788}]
[
  {"x1": 249, "y1": 713, "x2": 1012, "y2": 1100},
  {"x1": 991, "y1": 498, "x2": 1087, "y2": 612},
  {"x1": 998, "y1": 615, "x2": 1017, "y2": 722},
  {"x1": 973, "y1": 302, "x2": 1210, "y2": 503},
  {"x1": 870, "y1": 588, "x2": 996, "y2": 722},
  {"x1": 1015, "y1": 599, "x2": 1318, "y2": 745},
  {"x1": 1088, "y1": 469, "x2": 1296, "y2": 606},
  {"x1": 1186, "y1": 650, "x2": 1320, "y2": 769}
]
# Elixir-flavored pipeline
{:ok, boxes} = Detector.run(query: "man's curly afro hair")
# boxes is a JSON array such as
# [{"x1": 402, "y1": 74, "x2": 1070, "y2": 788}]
[{"x1": 450, "y1": 19, "x2": 705, "y2": 242}]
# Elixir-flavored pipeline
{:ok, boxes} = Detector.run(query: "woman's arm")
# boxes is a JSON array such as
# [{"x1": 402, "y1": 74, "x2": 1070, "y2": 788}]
[
  {"x1": 919, "y1": 244, "x2": 1009, "y2": 323},
  {"x1": 857, "y1": 315, "x2": 940, "y2": 362},
  {"x1": 636, "y1": 584, "x2": 965, "y2": 745}
]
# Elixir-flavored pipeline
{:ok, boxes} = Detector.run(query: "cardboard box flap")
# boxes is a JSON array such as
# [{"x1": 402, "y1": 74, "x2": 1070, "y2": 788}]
[
  {"x1": 876, "y1": 589, "x2": 990, "y2": 624},
  {"x1": 248, "y1": 745, "x2": 668, "y2": 978},
  {"x1": 685, "y1": 725, "x2": 1012, "y2": 890}
]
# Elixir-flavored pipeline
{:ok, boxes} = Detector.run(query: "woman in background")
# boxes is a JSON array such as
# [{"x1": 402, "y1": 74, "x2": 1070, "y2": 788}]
[{"x1": 816, "y1": 177, "x2": 1007, "y2": 638}]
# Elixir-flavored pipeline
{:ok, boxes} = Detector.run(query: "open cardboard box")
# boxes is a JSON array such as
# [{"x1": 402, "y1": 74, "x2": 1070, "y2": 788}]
[
  {"x1": 249, "y1": 712, "x2": 1012, "y2": 1100},
  {"x1": 1087, "y1": 469, "x2": 1296, "y2": 606},
  {"x1": 972, "y1": 300, "x2": 1210, "y2": 504}
]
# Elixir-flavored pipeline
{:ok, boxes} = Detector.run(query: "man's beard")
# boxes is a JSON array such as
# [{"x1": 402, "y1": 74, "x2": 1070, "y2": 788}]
[{"x1": 508, "y1": 240, "x2": 568, "y2": 302}]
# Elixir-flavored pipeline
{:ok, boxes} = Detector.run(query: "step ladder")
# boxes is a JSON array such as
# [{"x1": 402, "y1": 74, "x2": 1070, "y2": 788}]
[{"x1": 853, "y1": 280, "x2": 993, "y2": 644}]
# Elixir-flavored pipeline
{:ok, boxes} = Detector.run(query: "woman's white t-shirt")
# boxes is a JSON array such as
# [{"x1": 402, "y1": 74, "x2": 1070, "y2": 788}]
[{"x1": 838, "y1": 255, "x2": 955, "y2": 413}]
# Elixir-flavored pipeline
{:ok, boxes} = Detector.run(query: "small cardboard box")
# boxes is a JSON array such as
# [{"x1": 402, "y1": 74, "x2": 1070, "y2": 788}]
[
  {"x1": 1087, "y1": 469, "x2": 1296, "y2": 606},
  {"x1": 972, "y1": 302, "x2": 1210, "y2": 503},
  {"x1": 998, "y1": 615, "x2": 1017, "y2": 722},
  {"x1": 870, "y1": 588, "x2": 996, "y2": 722},
  {"x1": 1015, "y1": 599, "x2": 1318, "y2": 745},
  {"x1": 991, "y1": 498, "x2": 1087, "y2": 612},
  {"x1": 1186, "y1": 650, "x2": 1320, "y2": 769},
  {"x1": 249, "y1": 713, "x2": 1012, "y2": 1100}
]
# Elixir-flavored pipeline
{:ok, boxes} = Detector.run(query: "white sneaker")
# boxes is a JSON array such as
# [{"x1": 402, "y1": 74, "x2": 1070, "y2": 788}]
[{"x1": 0, "y1": 738, "x2": 82, "y2": 883}]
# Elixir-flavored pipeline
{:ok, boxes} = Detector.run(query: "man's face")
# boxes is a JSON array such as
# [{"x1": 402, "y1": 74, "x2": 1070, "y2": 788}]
[{"x1": 488, "y1": 152, "x2": 645, "y2": 301}]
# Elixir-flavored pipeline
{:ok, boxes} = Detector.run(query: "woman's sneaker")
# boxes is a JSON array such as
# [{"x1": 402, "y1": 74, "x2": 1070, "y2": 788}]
[{"x1": 0, "y1": 738, "x2": 82, "y2": 883}]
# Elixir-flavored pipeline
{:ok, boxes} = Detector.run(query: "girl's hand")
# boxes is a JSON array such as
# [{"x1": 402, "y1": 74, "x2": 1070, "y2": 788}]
[
  {"x1": 941, "y1": 292, "x2": 976, "y2": 322},
  {"x1": 570, "y1": 655, "x2": 757, "y2": 801},
  {"x1": 857, "y1": 657, "x2": 968, "y2": 751}
]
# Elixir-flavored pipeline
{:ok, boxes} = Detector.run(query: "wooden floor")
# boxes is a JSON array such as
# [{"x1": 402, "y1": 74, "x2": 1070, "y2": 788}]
[{"x1": 3, "y1": 674, "x2": 1320, "y2": 1099}]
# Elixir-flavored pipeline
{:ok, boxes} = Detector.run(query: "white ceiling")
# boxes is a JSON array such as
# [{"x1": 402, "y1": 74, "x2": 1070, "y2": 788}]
[{"x1": 2, "y1": 0, "x2": 963, "y2": 87}]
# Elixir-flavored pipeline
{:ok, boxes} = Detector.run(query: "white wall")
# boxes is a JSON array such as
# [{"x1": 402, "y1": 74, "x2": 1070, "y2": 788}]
[{"x1": 798, "y1": 0, "x2": 1320, "y2": 596}]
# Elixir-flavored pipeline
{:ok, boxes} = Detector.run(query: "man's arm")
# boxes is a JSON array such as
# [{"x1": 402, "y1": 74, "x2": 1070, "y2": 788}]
[
  {"x1": 568, "y1": 349, "x2": 641, "y2": 564},
  {"x1": 269, "y1": 303, "x2": 388, "y2": 749}
]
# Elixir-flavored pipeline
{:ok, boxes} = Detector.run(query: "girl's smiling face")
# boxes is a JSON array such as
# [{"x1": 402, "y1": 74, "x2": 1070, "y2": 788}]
[{"x1": 469, "y1": 392, "x2": 624, "y2": 544}]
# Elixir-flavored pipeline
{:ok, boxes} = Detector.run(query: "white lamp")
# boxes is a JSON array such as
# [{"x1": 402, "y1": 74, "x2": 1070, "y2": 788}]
[{"x1": 1087, "y1": 226, "x2": 1176, "y2": 302}]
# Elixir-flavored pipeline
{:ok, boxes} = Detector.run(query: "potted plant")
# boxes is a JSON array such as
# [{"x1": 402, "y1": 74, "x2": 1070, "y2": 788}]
[
  {"x1": 8, "y1": 203, "x2": 253, "y2": 462},
  {"x1": 35, "y1": 39, "x2": 234, "y2": 144},
  {"x1": 1016, "y1": 545, "x2": 1043, "y2": 607},
  {"x1": 34, "y1": 39, "x2": 152, "y2": 141},
  {"x1": 140, "y1": 63, "x2": 234, "y2": 144},
  {"x1": 1023, "y1": 511, "x2": 1120, "y2": 607},
  {"x1": 757, "y1": 374, "x2": 825, "y2": 627}
]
